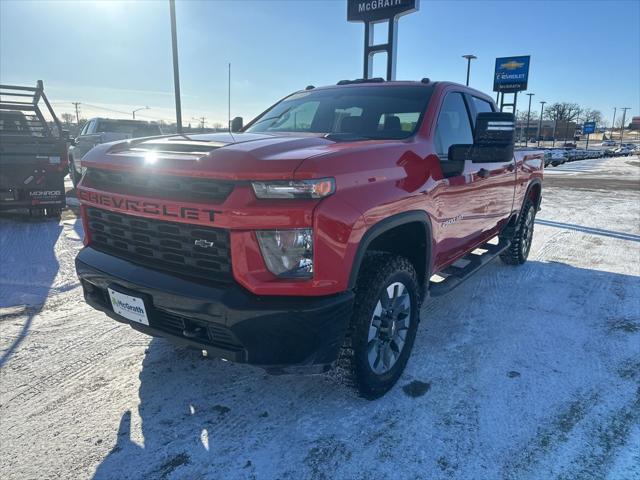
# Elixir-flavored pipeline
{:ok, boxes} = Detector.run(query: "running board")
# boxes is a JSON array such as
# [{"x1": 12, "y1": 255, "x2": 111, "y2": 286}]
[{"x1": 428, "y1": 239, "x2": 510, "y2": 297}]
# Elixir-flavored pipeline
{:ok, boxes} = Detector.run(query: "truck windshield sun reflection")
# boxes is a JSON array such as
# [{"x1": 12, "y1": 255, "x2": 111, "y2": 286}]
[{"x1": 245, "y1": 85, "x2": 433, "y2": 141}]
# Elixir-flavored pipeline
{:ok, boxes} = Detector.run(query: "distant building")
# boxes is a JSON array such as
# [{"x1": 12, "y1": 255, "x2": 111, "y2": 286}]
[
  {"x1": 630, "y1": 116, "x2": 640, "y2": 130},
  {"x1": 516, "y1": 119, "x2": 577, "y2": 140}
]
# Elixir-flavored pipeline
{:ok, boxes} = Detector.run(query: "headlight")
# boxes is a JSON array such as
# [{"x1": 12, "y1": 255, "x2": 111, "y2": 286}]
[
  {"x1": 251, "y1": 178, "x2": 335, "y2": 199},
  {"x1": 256, "y1": 229, "x2": 313, "y2": 278}
]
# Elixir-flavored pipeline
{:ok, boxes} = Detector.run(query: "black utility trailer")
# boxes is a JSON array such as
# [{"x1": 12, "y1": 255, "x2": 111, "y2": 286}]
[{"x1": 0, "y1": 80, "x2": 69, "y2": 217}]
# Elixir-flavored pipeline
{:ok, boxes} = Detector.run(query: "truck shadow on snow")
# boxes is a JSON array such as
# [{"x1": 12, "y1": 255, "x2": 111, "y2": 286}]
[
  {"x1": 0, "y1": 214, "x2": 78, "y2": 368},
  {"x1": 93, "y1": 259, "x2": 640, "y2": 479}
]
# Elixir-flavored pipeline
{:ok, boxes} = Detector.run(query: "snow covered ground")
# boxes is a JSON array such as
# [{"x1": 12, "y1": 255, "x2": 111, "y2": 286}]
[{"x1": 1, "y1": 156, "x2": 639, "y2": 480}]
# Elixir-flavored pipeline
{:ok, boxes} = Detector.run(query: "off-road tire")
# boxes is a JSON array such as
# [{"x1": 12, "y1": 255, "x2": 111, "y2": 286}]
[
  {"x1": 69, "y1": 156, "x2": 81, "y2": 188},
  {"x1": 500, "y1": 198, "x2": 536, "y2": 265},
  {"x1": 344, "y1": 253, "x2": 421, "y2": 399}
]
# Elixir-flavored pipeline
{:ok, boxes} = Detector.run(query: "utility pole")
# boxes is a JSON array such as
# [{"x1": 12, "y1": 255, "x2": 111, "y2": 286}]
[
  {"x1": 610, "y1": 107, "x2": 617, "y2": 141},
  {"x1": 462, "y1": 54, "x2": 477, "y2": 86},
  {"x1": 72, "y1": 102, "x2": 81, "y2": 123},
  {"x1": 169, "y1": 0, "x2": 182, "y2": 134},
  {"x1": 537, "y1": 101, "x2": 546, "y2": 148},
  {"x1": 193, "y1": 116, "x2": 206, "y2": 131},
  {"x1": 525, "y1": 93, "x2": 534, "y2": 145},
  {"x1": 619, "y1": 107, "x2": 630, "y2": 146},
  {"x1": 228, "y1": 62, "x2": 231, "y2": 132}
]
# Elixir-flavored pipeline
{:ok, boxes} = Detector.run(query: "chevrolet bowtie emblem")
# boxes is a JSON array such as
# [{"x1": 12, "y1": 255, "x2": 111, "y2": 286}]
[{"x1": 194, "y1": 239, "x2": 215, "y2": 248}]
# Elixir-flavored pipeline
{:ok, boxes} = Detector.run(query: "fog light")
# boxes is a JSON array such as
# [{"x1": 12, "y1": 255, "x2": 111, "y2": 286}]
[{"x1": 256, "y1": 229, "x2": 313, "y2": 278}]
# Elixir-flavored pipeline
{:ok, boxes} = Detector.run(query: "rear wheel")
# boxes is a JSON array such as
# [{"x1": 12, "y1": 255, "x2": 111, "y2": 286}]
[
  {"x1": 345, "y1": 254, "x2": 420, "y2": 399},
  {"x1": 500, "y1": 198, "x2": 536, "y2": 265}
]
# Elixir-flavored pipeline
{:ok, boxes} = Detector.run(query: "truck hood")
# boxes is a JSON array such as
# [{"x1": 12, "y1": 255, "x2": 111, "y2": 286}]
[{"x1": 81, "y1": 132, "x2": 342, "y2": 180}]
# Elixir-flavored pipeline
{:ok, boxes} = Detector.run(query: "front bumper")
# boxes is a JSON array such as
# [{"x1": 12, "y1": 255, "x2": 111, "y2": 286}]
[{"x1": 76, "y1": 247, "x2": 354, "y2": 371}]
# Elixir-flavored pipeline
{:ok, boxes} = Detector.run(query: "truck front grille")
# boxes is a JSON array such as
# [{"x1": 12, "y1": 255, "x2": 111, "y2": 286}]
[
  {"x1": 85, "y1": 168, "x2": 234, "y2": 203},
  {"x1": 87, "y1": 207, "x2": 232, "y2": 283}
]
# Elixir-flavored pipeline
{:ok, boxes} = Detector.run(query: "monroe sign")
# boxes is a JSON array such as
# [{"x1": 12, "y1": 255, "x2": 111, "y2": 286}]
[{"x1": 347, "y1": 0, "x2": 418, "y2": 22}]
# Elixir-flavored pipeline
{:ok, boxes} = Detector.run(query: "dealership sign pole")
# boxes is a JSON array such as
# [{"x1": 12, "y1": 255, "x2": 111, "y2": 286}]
[
  {"x1": 493, "y1": 55, "x2": 530, "y2": 115},
  {"x1": 583, "y1": 121, "x2": 596, "y2": 151},
  {"x1": 348, "y1": 0, "x2": 419, "y2": 80}
]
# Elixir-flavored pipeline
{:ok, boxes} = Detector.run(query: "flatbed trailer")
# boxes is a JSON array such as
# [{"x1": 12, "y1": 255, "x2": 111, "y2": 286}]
[{"x1": 0, "y1": 80, "x2": 69, "y2": 216}]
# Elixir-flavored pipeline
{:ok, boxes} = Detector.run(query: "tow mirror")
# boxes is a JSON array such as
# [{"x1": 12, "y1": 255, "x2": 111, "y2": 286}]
[
  {"x1": 474, "y1": 112, "x2": 515, "y2": 146},
  {"x1": 449, "y1": 112, "x2": 515, "y2": 163},
  {"x1": 231, "y1": 116, "x2": 243, "y2": 132}
]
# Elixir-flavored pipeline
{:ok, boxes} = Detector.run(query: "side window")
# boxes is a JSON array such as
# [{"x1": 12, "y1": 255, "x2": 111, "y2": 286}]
[
  {"x1": 472, "y1": 97, "x2": 494, "y2": 115},
  {"x1": 434, "y1": 93, "x2": 473, "y2": 158},
  {"x1": 79, "y1": 122, "x2": 90, "y2": 136}
]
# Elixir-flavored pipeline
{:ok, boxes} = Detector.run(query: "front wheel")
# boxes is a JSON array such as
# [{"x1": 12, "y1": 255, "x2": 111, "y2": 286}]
[
  {"x1": 69, "y1": 156, "x2": 82, "y2": 188},
  {"x1": 500, "y1": 198, "x2": 536, "y2": 265},
  {"x1": 346, "y1": 254, "x2": 421, "y2": 399}
]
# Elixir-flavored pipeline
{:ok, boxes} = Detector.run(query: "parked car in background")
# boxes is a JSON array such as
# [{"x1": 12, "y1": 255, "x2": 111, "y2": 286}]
[
  {"x1": 612, "y1": 146, "x2": 634, "y2": 157},
  {"x1": 563, "y1": 142, "x2": 577, "y2": 148},
  {"x1": 602, "y1": 140, "x2": 616, "y2": 146},
  {"x1": 69, "y1": 118, "x2": 163, "y2": 186},
  {"x1": 549, "y1": 149, "x2": 567, "y2": 166}
]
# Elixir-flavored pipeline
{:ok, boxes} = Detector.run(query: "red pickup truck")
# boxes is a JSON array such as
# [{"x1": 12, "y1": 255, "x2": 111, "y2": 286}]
[{"x1": 75, "y1": 80, "x2": 543, "y2": 398}]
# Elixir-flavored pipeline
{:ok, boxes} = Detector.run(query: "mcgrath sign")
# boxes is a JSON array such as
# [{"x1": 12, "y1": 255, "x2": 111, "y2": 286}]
[
  {"x1": 583, "y1": 121, "x2": 596, "y2": 134},
  {"x1": 347, "y1": 0, "x2": 418, "y2": 22},
  {"x1": 493, "y1": 56, "x2": 530, "y2": 93}
]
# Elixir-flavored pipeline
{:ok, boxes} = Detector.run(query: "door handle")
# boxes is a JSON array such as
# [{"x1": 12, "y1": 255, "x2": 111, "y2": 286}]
[{"x1": 477, "y1": 168, "x2": 490, "y2": 178}]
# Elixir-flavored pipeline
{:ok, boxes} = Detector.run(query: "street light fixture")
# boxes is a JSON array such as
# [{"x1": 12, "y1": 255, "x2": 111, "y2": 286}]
[
  {"x1": 537, "y1": 101, "x2": 546, "y2": 148},
  {"x1": 462, "y1": 54, "x2": 477, "y2": 86},
  {"x1": 525, "y1": 93, "x2": 534, "y2": 145},
  {"x1": 132, "y1": 106, "x2": 150, "y2": 119}
]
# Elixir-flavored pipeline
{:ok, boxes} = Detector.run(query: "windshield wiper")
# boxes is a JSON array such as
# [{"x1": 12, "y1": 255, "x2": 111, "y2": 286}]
[{"x1": 324, "y1": 132, "x2": 374, "y2": 142}]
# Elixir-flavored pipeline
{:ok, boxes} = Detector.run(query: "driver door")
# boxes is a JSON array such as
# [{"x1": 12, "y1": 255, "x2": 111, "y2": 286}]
[{"x1": 431, "y1": 92, "x2": 496, "y2": 268}]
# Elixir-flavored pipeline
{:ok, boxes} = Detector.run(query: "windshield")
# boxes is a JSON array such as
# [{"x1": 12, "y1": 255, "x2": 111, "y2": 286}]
[
  {"x1": 245, "y1": 85, "x2": 433, "y2": 140},
  {"x1": 96, "y1": 121, "x2": 161, "y2": 137}
]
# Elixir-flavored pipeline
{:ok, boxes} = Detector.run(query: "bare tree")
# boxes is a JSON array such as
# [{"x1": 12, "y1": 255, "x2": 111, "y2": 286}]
[
  {"x1": 61, "y1": 113, "x2": 74, "y2": 125},
  {"x1": 582, "y1": 108, "x2": 603, "y2": 125},
  {"x1": 544, "y1": 102, "x2": 581, "y2": 122}
]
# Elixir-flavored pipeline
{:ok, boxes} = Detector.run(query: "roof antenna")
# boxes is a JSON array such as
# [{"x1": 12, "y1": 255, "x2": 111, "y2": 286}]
[{"x1": 228, "y1": 62, "x2": 235, "y2": 142}]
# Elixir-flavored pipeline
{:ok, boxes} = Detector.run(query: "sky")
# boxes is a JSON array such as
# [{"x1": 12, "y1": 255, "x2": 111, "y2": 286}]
[{"x1": 1, "y1": 0, "x2": 639, "y2": 127}]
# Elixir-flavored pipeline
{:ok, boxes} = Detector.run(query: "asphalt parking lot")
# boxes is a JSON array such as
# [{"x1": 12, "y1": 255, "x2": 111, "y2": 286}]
[{"x1": 1, "y1": 156, "x2": 639, "y2": 480}]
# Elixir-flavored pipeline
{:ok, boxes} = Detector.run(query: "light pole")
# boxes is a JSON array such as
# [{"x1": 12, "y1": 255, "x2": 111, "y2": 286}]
[
  {"x1": 610, "y1": 107, "x2": 617, "y2": 141},
  {"x1": 537, "y1": 101, "x2": 546, "y2": 147},
  {"x1": 619, "y1": 107, "x2": 630, "y2": 146},
  {"x1": 462, "y1": 54, "x2": 477, "y2": 86},
  {"x1": 169, "y1": 0, "x2": 182, "y2": 134},
  {"x1": 525, "y1": 93, "x2": 534, "y2": 145},
  {"x1": 132, "y1": 106, "x2": 149, "y2": 119}
]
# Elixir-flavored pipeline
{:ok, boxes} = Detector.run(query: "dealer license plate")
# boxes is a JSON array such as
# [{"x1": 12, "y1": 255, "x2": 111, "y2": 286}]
[{"x1": 108, "y1": 288, "x2": 149, "y2": 326}]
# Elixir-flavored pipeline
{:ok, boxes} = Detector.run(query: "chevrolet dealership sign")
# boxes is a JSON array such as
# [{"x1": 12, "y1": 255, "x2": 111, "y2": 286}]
[
  {"x1": 493, "y1": 56, "x2": 531, "y2": 93},
  {"x1": 348, "y1": 0, "x2": 418, "y2": 22}
]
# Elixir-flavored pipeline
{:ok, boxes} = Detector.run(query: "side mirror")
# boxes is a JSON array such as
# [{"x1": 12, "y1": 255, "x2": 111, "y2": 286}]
[
  {"x1": 449, "y1": 112, "x2": 515, "y2": 164},
  {"x1": 474, "y1": 112, "x2": 515, "y2": 145},
  {"x1": 231, "y1": 116, "x2": 243, "y2": 132}
]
